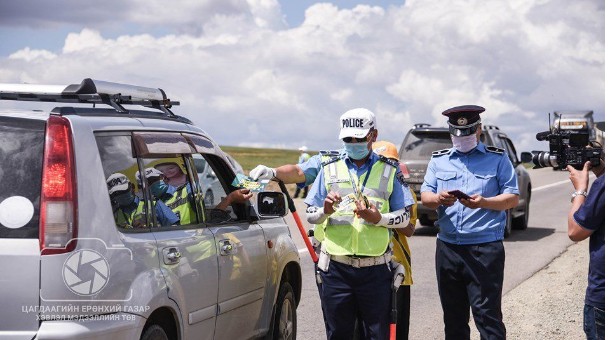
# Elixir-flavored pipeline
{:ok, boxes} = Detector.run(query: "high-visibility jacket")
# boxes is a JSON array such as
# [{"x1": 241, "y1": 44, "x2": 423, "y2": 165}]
[
  {"x1": 114, "y1": 200, "x2": 146, "y2": 228},
  {"x1": 317, "y1": 158, "x2": 395, "y2": 256},
  {"x1": 165, "y1": 184, "x2": 197, "y2": 225}
]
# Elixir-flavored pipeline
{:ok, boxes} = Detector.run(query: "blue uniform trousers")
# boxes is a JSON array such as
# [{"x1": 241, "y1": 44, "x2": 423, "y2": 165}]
[
  {"x1": 319, "y1": 260, "x2": 392, "y2": 340},
  {"x1": 435, "y1": 239, "x2": 506, "y2": 340}
]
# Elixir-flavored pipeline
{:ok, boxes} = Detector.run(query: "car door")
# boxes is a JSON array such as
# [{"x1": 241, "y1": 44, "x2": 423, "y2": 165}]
[
  {"x1": 193, "y1": 153, "x2": 269, "y2": 340},
  {"x1": 133, "y1": 132, "x2": 218, "y2": 340}
]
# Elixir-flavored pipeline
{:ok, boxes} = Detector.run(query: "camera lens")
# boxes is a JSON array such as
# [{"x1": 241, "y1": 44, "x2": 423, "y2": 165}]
[{"x1": 531, "y1": 151, "x2": 558, "y2": 168}]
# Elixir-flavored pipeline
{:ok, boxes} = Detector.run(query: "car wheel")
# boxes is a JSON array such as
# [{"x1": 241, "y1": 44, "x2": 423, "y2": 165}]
[
  {"x1": 269, "y1": 282, "x2": 297, "y2": 340},
  {"x1": 513, "y1": 193, "x2": 530, "y2": 230},
  {"x1": 504, "y1": 209, "x2": 513, "y2": 238},
  {"x1": 140, "y1": 325, "x2": 168, "y2": 340},
  {"x1": 204, "y1": 189, "x2": 214, "y2": 206}
]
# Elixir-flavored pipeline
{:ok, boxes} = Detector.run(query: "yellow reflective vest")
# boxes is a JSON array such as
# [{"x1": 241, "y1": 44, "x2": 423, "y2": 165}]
[
  {"x1": 165, "y1": 184, "x2": 197, "y2": 225},
  {"x1": 115, "y1": 200, "x2": 146, "y2": 228},
  {"x1": 317, "y1": 158, "x2": 395, "y2": 256}
]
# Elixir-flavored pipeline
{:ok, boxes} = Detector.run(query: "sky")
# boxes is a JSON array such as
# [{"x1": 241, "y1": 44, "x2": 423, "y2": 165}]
[{"x1": 0, "y1": 0, "x2": 605, "y2": 154}]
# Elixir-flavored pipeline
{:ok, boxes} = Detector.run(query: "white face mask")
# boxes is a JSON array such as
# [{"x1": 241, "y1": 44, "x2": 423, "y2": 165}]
[{"x1": 451, "y1": 134, "x2": 478, "y2": 153}]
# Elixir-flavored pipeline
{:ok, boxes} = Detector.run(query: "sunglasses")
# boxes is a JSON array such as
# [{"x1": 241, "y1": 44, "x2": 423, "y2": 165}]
[{"x1": 342, "y1": 130, "x2": 373, "y2": 143}]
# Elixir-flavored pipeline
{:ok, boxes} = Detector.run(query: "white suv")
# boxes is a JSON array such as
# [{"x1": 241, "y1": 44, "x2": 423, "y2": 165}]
[{"x1": 0, "y1": 79, "x2": 301, "y2": 340}]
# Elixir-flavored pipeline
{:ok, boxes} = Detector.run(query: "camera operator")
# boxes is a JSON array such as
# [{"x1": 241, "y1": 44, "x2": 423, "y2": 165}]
[{"x1": 567, "y1": 157, "x2": 605, "y2": 340}]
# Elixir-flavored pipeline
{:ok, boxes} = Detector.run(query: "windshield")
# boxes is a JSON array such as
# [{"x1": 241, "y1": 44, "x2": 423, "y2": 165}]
[{"x1": 401, "y1": 130, "x2": 452, "y2": 161}]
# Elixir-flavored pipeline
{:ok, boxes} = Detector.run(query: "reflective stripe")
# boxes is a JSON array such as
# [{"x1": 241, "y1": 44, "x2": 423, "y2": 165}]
[{"x1": 164, "y1": 185, "x2": 197, "y2": 225}]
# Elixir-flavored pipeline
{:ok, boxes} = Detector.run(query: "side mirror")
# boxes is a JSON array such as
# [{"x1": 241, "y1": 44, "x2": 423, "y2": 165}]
[
  {"x1": 520, "y1": 152, "x2": 533, "y2": 163},
  {"x1": 256, "y1": 191, "x2": 288, "y2": 217}
]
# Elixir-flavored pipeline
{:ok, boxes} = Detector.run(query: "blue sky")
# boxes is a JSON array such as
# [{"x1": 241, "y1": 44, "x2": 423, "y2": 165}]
[{"x1": 0, "y1": 0, "x2": 605, "y2": 153}]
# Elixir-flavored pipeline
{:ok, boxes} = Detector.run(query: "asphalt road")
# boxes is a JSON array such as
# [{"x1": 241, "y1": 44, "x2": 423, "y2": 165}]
[{"x1": 284, "y1": 167, "x2": 576, "y2": 340}]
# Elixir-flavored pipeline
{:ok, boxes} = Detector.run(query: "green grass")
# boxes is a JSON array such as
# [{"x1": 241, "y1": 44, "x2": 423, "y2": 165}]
[{"x1": 220, "y1": 146, "x2": 315, "y2": 172}]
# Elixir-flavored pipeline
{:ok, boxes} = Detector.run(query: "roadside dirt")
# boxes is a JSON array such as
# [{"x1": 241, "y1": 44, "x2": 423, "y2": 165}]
[{"x1": 469, "y1": 240, "x2": 588, "y2": 339}]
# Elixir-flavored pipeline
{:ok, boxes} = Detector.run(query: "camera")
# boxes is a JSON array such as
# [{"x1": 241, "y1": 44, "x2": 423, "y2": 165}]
[{"x1": 525, "y1": 130, "x2": 602, "y2": 170}]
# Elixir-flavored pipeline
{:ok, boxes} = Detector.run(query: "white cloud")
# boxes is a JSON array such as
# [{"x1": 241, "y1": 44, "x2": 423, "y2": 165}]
[{"x1": 0, "y1": 0, "x2": 604, "y2": 154}]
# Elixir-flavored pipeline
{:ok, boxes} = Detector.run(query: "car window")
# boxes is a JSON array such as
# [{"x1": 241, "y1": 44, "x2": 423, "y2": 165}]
[
  {"x1": 143, "y1": 155, "x2": 203, "y2": 228},
  {"x1": 401, "y1": 131, "x2": 452, "y2": 161},
  {"x1": 499, "y1": 136, "x2": 518, "y2": 164},
  {"x1": 0, "y1": 117, "x2": 45, "y2": 238},
  {"x1": 96, "y1": 134, "x2": 154, "y2": 230}
]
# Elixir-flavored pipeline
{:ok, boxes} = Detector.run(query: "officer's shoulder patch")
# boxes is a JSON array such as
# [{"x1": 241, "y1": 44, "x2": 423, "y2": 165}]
[
  {"x1": 321, "y1": 156, "x2": 341, "y2": 167},
  {"x1": 378, "y1": 155, "x2": 399, "y2": 167},
  {"x1": 432, "y1": 148, "x2": 451, "y2": 157},
  {"x1": 396, "y1": 172, "x2": 410, "y2": 187},
  {"x1": 485, "y1": 146, "x2": 505, "y2": 154}
]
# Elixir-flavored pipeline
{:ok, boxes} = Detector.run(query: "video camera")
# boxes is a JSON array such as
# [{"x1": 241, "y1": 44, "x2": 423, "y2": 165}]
[{"x1": 522, "y1": 115, "x2": 602, "y2": 170}]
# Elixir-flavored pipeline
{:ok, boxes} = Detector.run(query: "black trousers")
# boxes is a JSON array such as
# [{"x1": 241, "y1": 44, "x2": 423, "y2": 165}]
[
  {"x1": 435, "y1": 239, "x2": 506, "y2": 340},
  {"x1": 354, "y1": 285, "x2": 411, "y2": 340}
]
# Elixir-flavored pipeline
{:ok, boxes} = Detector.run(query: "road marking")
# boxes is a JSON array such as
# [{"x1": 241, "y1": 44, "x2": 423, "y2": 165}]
[{"x1": 532, "y1": 174, "x2": 595, "y2": 192}]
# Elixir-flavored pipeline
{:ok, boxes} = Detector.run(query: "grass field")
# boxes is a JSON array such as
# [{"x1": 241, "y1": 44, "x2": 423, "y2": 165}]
[{"x1": 221, "y1": 145, "x2": 315, "y2": 172}]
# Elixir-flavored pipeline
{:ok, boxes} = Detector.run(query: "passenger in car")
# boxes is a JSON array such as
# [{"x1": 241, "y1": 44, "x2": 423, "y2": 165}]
[
  {"x1": 107, "y1": 172, "x2": 178, "y2": 228},
  {"x1": 155, "y1": 161, "x2": 188, "y2": 188}
]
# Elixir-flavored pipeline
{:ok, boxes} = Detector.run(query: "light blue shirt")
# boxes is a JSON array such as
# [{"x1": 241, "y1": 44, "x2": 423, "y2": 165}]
[
  {"x1": 304, "y1": 152, "x2": 415, "y2": 211},
  {"x1": 297, "y1": 149, "x2": 345, "y2": 186},
  {"x1": 421, "y1": 142, "x2": 519, "y2": 244}
]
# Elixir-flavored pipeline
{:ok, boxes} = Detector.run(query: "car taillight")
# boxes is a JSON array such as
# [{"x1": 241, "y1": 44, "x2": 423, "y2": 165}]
[
  {"x1": 399, "y1": 163, "x2": 410, "y2": 179},
  {"x1": 40, "y1": 115, "x2": 78, "y2": 255}
]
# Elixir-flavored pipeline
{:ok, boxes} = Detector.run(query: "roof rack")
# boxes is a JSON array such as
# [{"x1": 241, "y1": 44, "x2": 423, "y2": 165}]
[
  {"x1": 0, "y1": 78, "x2": 180, "y2": 116},
  {"x1": 483, "y1": 125, "x2": 500, "y2": 130},
  {"x1": 414, "y1": 123, "x2": 431, "y2": 128}
]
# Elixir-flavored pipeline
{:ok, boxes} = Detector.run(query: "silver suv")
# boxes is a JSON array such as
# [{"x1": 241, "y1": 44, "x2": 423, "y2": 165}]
[
  {"x1": 398, "y1": 124, "x2": 532, "y2": 237},
  {"x1": 0, "y1": 79, "x2": 301, "y2": 340}
]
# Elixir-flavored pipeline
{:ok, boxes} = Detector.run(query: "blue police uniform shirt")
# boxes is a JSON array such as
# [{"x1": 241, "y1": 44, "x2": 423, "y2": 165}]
[
  {"x1": 574, "y1": 174, "x2": 605, "y2": 309},
  {"x1": 304, "y1": 151, "x2": 415, "y2": 211},
  {"x1": 421, "y1": 142, "x2": 519, "y2": 245},
  {"x1": 297, "y1": 149, "x2": 346, "y2": 186}
]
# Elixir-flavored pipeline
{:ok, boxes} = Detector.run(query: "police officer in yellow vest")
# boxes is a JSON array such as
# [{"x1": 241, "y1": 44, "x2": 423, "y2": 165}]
[
  {"x1": 304, "y1": 108, "x2": 415, "y2": 340},
  {"x1": 107, "y1": 172, "x2": 178, "y2": 228}
]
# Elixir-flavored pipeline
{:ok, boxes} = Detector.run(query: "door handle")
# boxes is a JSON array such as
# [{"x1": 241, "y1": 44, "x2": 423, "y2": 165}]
[
  {"x1": 219, "y1": 239, "x2": 234, "y2": 256},
  {"x1": 164, "y1": 247, "x2": 182, "y2": 264}
]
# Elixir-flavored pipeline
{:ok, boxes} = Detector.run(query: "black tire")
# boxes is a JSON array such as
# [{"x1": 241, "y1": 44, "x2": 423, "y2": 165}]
[
  {"x1": 269, "y1": 282, "x2": 297, "y2": 340},
  {"x1": 204, "y1": 190, "x2": 214, "y2": 206},
  {"x1": 513, "y1": 193, "x2": 530, "y2": 230},
  {"x1": 141, "y1": 324, "x2": 168, "y2": 340},
  {"x1": 418, "y1": 215, "x2": 434, "y2": 227},
  {"x1": 504, "y1": 209, "x2": 513, "y2": 238}
]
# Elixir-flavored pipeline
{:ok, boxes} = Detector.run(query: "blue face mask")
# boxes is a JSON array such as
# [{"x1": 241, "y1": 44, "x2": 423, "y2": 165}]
[
  {"x1": 115, "y1": 192, "x2": 134, "y2": 207},
  {"x1": 343, "y1": 142, "x2": 370, "y2": 160},
  {"x1": 150, "y1": 181, "x2": 169, "y2": 198}
]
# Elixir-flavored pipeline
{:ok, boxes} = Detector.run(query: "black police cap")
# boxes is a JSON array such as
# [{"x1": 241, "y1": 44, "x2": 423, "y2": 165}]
[{"x1": 442, "y1": 105, "x2": 485, "y2": 136}]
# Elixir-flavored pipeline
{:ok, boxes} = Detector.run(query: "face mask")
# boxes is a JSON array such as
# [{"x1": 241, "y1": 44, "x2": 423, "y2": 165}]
[
  {"x1": 343, "y1": 142, "x2": 370, "y2": 160},
  {"x1": 115, "y1": 192, "x2": 134, "y2": 207},
  {"x1": 451, "y1": 134, "x2": 478, "y2": 153},
  {"x1": 150, "y1": 181, "x2": 169, "y2": 198}
]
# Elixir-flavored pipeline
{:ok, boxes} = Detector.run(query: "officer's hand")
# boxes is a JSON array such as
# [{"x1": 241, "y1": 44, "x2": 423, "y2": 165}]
[
  {"x1": 354, "y1": 200, "x2": 381, "y2": 224},
  {"x1": 438, "y1": 191, "x2": 457, "y2": 207},
  {"x1": 324, "y1": 191, "x2": 342, "y2": 214},
  {"x1": 459, "y1": 194, "x2": 483, "y2": 209},
  {"x1": 249, "y1": 165, "x2": 276, "y2": 180}
]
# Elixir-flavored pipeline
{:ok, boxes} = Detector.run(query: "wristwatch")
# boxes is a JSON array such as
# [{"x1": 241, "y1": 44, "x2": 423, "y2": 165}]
[{"x1": 571, "y1": 190, "x2": 588, "y2": 202}]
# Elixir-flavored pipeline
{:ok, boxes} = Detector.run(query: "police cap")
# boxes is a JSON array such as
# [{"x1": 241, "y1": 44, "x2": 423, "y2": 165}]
[{"x1": 442, "y1": 105, "x2": 485, "y2": 136}]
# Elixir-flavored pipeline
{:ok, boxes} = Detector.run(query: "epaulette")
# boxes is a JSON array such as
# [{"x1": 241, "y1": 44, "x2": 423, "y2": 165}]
[
  {"x1": 321, "y1": 156, "x2": 341, "y2": 167},
  {"x1": 319, "y1": 150, "x2": 342, "y2": 157},
  {"x1": 378, "y1": 155, "x2": 399, "y2": 167},
  {"x1": 485, "y1": 146, "x2": 505, "y2": 155},
  {"x1": 432, "y1": 148, "x2": 451, "y2": 157}
]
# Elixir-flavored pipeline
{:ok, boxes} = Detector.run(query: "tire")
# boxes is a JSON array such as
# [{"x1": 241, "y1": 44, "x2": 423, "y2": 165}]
[
  {"x1": 418, "y1": 215, "x2": 434, "y2": 227},
  {"x1": 204, "y1": 189, "x2": 214, "y2": 206},
  {"x1": 513, "y1": 193, "x2": 530, "y2": 230},
  {"x1": 269, "y1": 282, "x2": 297, "y2": 340},
  {"x1": 504, "y1": 209, "x2": 513, "y2": 238},
  {"x1": 141, "y1": 324, "x2": 168, "y2": 340}
]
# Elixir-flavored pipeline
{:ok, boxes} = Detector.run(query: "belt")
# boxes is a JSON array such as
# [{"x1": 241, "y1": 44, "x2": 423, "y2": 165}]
[{"x1": 330, "y1": 252, "x2": 392, "y2": 268}]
